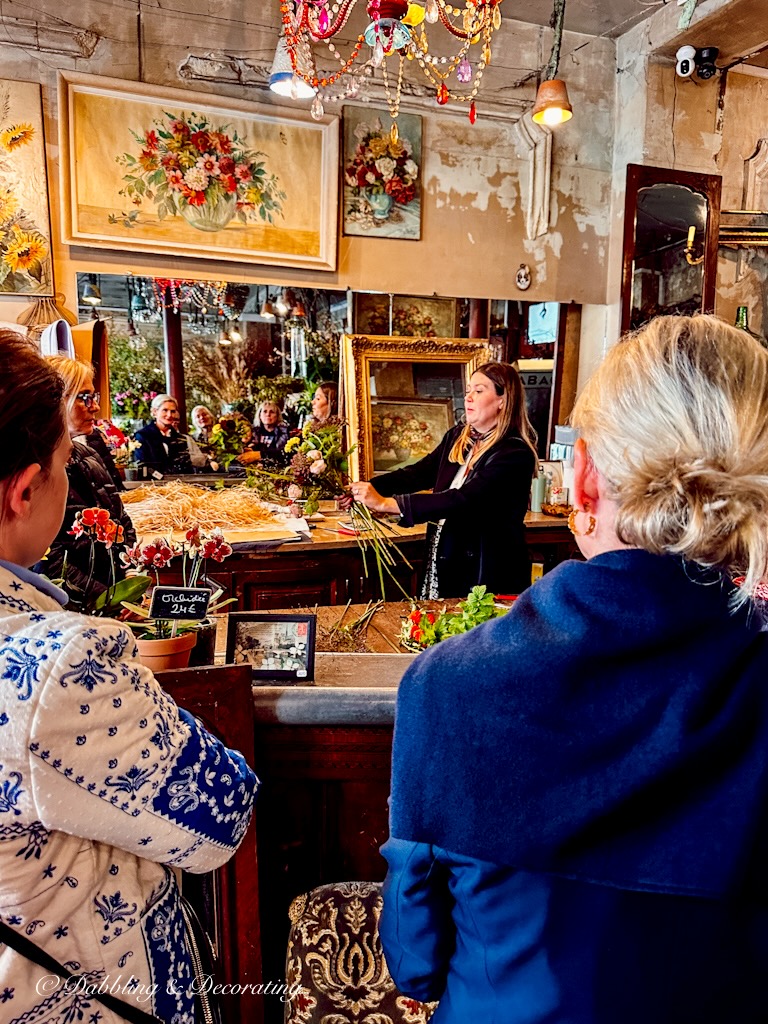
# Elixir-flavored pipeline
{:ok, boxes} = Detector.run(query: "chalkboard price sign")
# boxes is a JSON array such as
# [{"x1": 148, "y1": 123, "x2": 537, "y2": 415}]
[{"x1": 149, "y1": 586, "x2": 211, "y2": 621}]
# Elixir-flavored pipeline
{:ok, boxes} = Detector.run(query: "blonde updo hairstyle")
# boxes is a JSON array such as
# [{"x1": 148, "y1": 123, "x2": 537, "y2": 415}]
[{"x1": 571, "y1": 314, "x2": 768, "y2": 604}]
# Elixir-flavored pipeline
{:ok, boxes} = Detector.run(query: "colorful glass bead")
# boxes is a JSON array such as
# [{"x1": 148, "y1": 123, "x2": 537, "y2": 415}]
[
  {"x1": 456, "y1": 58, "x2": 472, "y2": 82},
  {"x1": 437, "y1": 81, "x2": 449, "y2": 104},
  {"x1": 468, "y1": 100, "x2": 477, "y2": 124}
]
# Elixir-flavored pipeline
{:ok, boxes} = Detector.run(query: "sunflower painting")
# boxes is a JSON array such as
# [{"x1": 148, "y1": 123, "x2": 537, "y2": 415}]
[{"x1": 0, "y1": 80, "x2": 53, "y2": 295}]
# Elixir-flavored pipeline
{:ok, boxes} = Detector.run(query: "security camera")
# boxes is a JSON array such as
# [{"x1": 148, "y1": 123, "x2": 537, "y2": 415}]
[
  {"x1": 676, "y1": 45, "x2": 696, "y2": 78},
  {"x1": 695, "y1": 47, "x2": 719, "y2": 79}
]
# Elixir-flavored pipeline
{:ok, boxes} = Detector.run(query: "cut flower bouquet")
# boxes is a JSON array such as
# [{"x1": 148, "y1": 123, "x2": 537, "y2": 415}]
[{"x1": 247, "y1": 422, "x2": 350, "y2": 516}]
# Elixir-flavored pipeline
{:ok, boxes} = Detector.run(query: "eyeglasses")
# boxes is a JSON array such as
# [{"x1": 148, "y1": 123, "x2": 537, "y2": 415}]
[{"x1": 75, "y1": 390, "x2": 100, "y2": 408}]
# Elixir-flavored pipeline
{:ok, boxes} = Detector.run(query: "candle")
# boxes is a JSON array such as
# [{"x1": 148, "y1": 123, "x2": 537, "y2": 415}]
[{"x1": 687, "y1": 225, "x2": 696, "y2": 248}]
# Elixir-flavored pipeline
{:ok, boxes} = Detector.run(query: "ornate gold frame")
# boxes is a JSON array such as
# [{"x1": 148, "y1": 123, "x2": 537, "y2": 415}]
[{"x1": 341, "y1": 334, "x2": 492, "y2": 481}]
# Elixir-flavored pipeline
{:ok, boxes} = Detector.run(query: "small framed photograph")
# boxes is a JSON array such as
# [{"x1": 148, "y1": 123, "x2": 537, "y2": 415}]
[{"x1": 226, "y1": 613, "x2": 316, "y2": 682}]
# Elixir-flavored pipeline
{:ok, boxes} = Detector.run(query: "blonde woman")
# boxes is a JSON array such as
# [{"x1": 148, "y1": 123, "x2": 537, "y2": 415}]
[
  {"x1": 41, "y1": 355, "x2": 135, "y2": 608},
  {"x1": 349, "y1": 362, "x2": 538, "y2": 597},
  {"x1": 381, "y1": 316, "x2": 768, "y2": 1024}
]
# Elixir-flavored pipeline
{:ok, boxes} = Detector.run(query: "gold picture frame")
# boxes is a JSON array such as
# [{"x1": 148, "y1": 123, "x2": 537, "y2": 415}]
[
  {"x1": 58, "y1": 71, "x2": 339, "y2": 270},
  {"x1": 341, "y1": 334, "x2": 492, "y2": 481}
]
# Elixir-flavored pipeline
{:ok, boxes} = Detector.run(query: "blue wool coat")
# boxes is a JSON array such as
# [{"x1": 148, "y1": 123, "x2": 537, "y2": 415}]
[{"x1": 380, "y1": 550, "x2": 768, "y2": 1023}]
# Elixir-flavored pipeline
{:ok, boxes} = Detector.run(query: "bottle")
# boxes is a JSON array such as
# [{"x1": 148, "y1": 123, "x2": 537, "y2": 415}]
[
  {"x1": 735, "y1": 305, "x2": 749, "y2": 331},
  {"x1": 530, "y1": 466, "x2": 545, "y2": 513}
]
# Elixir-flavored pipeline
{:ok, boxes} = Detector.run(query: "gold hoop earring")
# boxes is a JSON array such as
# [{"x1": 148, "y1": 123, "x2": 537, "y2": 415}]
[{"x1": 568, "y1": 508, "x2": 596, "y2": 537}]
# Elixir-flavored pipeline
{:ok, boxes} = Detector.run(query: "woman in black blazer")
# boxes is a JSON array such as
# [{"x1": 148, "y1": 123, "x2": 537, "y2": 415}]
[{"x1": 349, "y1": 362, "x2": 538, "y2": 598}]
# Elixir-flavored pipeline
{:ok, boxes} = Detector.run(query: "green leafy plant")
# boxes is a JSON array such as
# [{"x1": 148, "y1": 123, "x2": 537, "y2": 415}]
[{"x1": 399, "y1": 586, "x2": 509, "y2": 651}]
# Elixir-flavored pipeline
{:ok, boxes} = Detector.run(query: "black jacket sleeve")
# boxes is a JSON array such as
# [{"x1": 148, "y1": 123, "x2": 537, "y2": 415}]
[
  {"x1": 373, "y1": 430, "x2": 454, "y2": 501},
  {"x1": 397, "y1": 442, "x2": 535, "y2": 527}
]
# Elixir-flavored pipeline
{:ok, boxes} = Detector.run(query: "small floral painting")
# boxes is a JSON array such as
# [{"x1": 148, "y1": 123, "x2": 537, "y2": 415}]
[
  {"x1": 114, "y1": 111, "x2": 286, "y2": 234},
  {"x1": 371, "y1": 398, "x2": 453, "y2": 473},
  {"x1": 343, "y1": 106, "x2": 422, "y2": 240},
  {"x1": 0, "y1": 79, "x2": 53, "y2": 295}
]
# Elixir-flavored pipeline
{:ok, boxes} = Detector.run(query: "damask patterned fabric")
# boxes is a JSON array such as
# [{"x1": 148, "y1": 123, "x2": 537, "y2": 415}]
[
  {"x1": 284, "y1": 881, "x2": 437, "y2": 1024},
  {"x1": 0, "y1": 562, "x2": 258, "y2": 1023}
]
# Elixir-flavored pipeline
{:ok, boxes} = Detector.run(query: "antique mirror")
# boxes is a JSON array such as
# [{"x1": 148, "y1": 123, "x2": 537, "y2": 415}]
[
  {"x1": 621, "y1": 165, "x2": 722, "y2": 334},
  {"x1": 341, "y1": 335, "x2": 491, "y2": 480}
]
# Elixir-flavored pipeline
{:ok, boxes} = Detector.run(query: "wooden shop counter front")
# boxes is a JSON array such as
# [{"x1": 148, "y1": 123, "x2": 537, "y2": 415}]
[{"x1": 169, "y1": 511, "x2": 576, "y2": 610}]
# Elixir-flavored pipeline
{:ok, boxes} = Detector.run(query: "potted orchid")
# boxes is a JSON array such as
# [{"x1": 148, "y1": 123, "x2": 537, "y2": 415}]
[
  {"x1": 121, "y1": 527, "x2": 236, "y2": 670},
  {"x1": 61, "y1": 507, "x2": 152, "y2": 616}
]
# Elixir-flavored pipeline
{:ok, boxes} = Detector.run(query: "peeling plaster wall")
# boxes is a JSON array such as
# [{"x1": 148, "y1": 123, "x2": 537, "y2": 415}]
[{"x1": 0, "y1": 0, "x2": 616, "y2": 330}]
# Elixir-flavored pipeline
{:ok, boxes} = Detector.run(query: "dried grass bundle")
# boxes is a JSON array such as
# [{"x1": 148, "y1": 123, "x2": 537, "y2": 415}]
[{"x1": 123, "y1": 480, "x2": 279, "y2": 534}]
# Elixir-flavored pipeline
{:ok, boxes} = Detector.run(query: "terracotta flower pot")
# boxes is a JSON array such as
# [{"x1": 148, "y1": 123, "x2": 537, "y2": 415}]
[{"x1": 135, "y1": 632, "x2": 197, "y2": 672}]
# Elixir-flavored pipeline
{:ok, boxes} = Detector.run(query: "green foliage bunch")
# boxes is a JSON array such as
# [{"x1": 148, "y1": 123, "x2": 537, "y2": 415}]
[{"x1": 400, "y1": 586, "x2": 508, "y2": 651}]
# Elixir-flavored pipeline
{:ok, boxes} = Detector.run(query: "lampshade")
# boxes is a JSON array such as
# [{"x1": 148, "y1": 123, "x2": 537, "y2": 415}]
[
  {"x1": 81, "y1": 281, "x2": 102, "y2": 306},
  {"x1": 260, "y1": 299, "x2": 276, "y2": 320},
  {"x1": 531, "y1": 79, "x2": 573, "y2": 126},
  {"x1": 228, "y1": 322, "x2": 243, "y2": 343},
  {"x1": 270, "y1": 36, "x2": 316, "y2": 99},
  {"x1": 218, "y1": 328, "x2": 232, "y2": 346}
]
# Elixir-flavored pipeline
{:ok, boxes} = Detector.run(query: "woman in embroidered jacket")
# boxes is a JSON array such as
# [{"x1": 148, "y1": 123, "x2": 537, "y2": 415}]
[
  {"x1": 380, "y1": 316, "x2": 768, "y2": 1023},
  {"x1": 348, "y1": 362, "x2": 538, "y2": 597},
  {"x1": 0, "y1": 330, "x2": 258, "y2": 1023}
]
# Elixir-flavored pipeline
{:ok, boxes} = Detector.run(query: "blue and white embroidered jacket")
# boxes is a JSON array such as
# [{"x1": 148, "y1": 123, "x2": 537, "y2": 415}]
[{"x1": 0, "y1": 563, "x2": 258, "y2": 1024}]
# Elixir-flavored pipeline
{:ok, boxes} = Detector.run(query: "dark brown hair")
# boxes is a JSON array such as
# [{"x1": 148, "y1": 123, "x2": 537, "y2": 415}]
[
  {"x1": 0, "y1": 329, "x2": 66, "y2": 482},
  {"x1": 450, "y1": 361, "x2": 538, "y2": 470}
]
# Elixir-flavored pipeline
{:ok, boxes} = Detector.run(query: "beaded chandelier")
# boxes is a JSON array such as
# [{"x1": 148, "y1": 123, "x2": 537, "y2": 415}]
[{"x1": 279, "y1": 0, "x2": 504, "y2": 127}]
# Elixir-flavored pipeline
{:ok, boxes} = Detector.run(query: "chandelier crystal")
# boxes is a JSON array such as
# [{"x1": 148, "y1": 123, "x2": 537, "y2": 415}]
[{"x1": 279, "y1": 0, "x2": 505, "y2": 123}]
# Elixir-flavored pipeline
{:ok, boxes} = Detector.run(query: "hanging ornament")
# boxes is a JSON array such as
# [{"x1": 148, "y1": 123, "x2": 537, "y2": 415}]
[
  {"x1": 425, "y1": 0, "x2": 439, "y2": 23},
  {"x1": 436, "y1": 81, "x2": 449, "y2": 105},
  {"x1": 310, "y1": 95, "x2": 325, "y2": 120},
  {"x1": 468, "y1": 100, "x2": 477, "y2": 124},
  {"x1": 483, "y1": 43, "x2": 492, "y2": 65},
  {"x1": 456, "y1": 58, "x2": 472, "y2": 83},
  {"x1": 390, "y1": 122, "x2": 399, "y2": 144},
  {"x1": 493, "y1": 4, "x2": 502, "y2": 29},
  {"x1": 317, "y1": 5, "x2": 330, "y2": 33},
  {"x1": 372, "y1": 38, "x2": 385, "y2": 66}
]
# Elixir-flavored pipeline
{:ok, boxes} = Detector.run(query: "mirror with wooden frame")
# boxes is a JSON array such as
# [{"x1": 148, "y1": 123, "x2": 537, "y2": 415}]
[
  {"x1": 621, "y1": 164, "x2": 722, "y2": 334},
  {"x1": 341, "y1": 335, "x2": 491, "y2": 481}
]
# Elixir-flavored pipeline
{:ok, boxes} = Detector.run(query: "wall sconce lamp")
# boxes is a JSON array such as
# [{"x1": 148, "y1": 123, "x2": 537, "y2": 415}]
[
  {"x1": 218, "y1": 326, "x2": 232, "y2": 346},
  {"x1": 684, "y1": 225, "x2": 705, "y2": 266},
  {"x1": 228, "y1": 321, "x2": 243, "y2": 343},
  {"x1": 260, "y1": 298, "x2": 276, "y2": 320},
  {"x1": 531, "y1": 0, "x2": 573, "y2": 127}
]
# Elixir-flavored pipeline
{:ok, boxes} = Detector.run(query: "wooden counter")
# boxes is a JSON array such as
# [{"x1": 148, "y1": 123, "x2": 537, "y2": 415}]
[{"x1": 162, "y1": 511, "x2": 576, "y2": 610}]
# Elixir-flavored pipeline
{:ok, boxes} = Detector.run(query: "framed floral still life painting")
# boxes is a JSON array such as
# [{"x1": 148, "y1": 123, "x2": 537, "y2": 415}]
[
  {"x1": 343, "y1": 105, "x2": 422, "y2": 240},
  {"x1": 342, "y1": 334, "x2": 492, "y2": 480},
  {"x1": 58, "y1": 72, "x2": 339, "y2": 270},
  {"x1": 371, "y1": 397, "x2": 453, "y2": 473},
  {"x1": 0, "y1": 79, "x2": 54, "y2": 295},
  {"x1": 354, "y1": 292, "x2": 459, "y2": 336}
]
